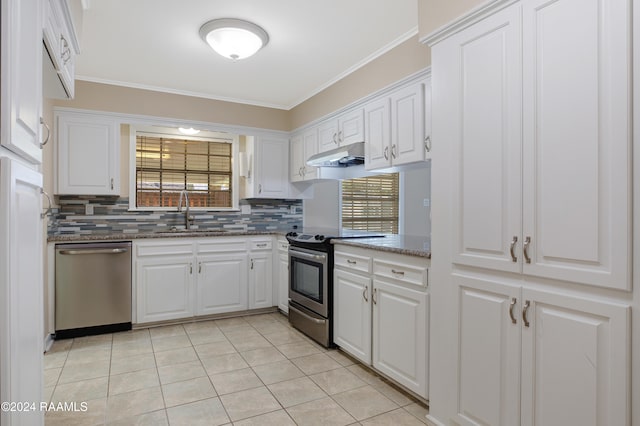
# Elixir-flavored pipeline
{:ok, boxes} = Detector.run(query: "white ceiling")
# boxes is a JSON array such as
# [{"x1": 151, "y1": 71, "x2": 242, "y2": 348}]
[{"x1": 76, "y1": 0, "x2": 419, "y2": 110}]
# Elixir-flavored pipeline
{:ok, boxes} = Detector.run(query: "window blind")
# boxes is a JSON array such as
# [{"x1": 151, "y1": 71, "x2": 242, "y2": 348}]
[
  {"x1": 136, "y1": 135, "x2": 232, "y2": 208},
  {"x1": 341, "y1": 173, "x2": 399, "y2": 234}
]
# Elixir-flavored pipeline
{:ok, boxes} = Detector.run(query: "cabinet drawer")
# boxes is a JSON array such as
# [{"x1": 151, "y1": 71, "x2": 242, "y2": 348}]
[
  {"x1": 373, "y1": 259, "x2": 427, "y2": 288},
  {"x1": 277, "y1": 240, "x2": 289, "y2": 251},
  {"x1": 335, "y1": 251, "x2": 372, "y2": 274},
  {"x1": 135, "y1": 240, "x2": 194, "y2": 257},
  {"x1": 198, "y1": 238, "x2": 247, "y2": 253},
  {"x1": 250, "y1": 240, "x2": 272, "y2": 250}
]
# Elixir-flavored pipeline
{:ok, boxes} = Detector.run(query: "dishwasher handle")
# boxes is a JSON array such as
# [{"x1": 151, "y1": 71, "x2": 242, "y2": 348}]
[{"x1": 58, "y1": 248, "x2": 129, "y2": 255}]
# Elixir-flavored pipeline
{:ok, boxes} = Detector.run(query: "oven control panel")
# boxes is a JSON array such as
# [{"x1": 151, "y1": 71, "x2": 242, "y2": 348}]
[{"x1": 286, "y1": 232, "x2": 327, "y2": 244}]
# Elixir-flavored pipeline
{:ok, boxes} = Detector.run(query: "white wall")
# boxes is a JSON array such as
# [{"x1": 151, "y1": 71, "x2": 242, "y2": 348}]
[{"x1": 302, "y1": 180, "x2": 341, "y2": 229}]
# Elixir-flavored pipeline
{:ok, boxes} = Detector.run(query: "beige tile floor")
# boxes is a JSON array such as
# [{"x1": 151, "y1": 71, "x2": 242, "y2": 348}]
[{"x1": 44, "y1": 312, "x2": 428, "y2": 425}]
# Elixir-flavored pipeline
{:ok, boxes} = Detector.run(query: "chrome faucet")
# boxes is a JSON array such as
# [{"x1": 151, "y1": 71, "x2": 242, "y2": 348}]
[{"x1": 177, "y1": 190, "x2": 194, "y2": 229}]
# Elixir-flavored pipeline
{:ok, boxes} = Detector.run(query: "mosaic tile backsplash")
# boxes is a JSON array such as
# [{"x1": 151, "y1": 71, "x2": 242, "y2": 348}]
[{"x1": 48, "y1": 196, "x2": 303, "y2": 236}]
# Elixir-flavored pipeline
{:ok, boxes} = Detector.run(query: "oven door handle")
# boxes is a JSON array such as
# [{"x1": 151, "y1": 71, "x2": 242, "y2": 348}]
[
  {"x1": 289, "y1": 247, "x2": 327, "y2": 262},
  {"x1": 289, "y1": 303, "x2": 327, "y2": 325}
]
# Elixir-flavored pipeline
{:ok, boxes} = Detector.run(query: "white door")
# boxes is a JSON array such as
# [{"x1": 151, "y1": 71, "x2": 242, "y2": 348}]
[
  {"x1": 390, "y1": 82, "x2": 425, "y2": 166},
  {"x1": 443, "y1": 4, "x2": 523, "y2": 273},
  {"x1": 372, "y1": 278, "x2": 428, "y2": 398},
  {"x1": 56, "y1": 112, "x2": 119, "y2": 195},
  {"x1": 520, "y1": 288, "x2": 630, "y2": 426},
  {"x1": 333, "y1": 269, "x2": 371, "y2": 364},
  {"x1": 136, "y1": 256, "x2": 194, "y2": 323},
  {"x1": 0, "y1": 0, "x2": 43, "y2": 164},
  {"x1": 0, "y1": 158, "x2": 43, "y2": 426},
  {"x1": 364, "y1": 97, "x2": 391, "y2": 170},
  {"x1": 197, "y1": 254, "x2": 248, "y2": 315},
  {"x1": 454, "y1": 274, "x2": 521, "y2": 426},
  {"x1": 249, "y1": 253, "x2": 273, "y2": 309},
  {"x1": 256, "y1": 137, "x2": 289, "y2": 198},
  {"x1": 521, "y1": 0, "x2": 631, "y2": 290}
]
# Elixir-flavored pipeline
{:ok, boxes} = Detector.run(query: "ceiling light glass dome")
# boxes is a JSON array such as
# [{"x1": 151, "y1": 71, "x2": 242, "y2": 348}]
[{"x1": 199, "y1": 18, "x2": 269, "y2": 60}]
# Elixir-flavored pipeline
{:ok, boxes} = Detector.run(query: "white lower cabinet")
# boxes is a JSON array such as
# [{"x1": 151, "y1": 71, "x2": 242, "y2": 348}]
[
  {"x1": 197, "y1": 254, "x2": 248, "y2": 315},
  {"x1": 455, "y1": 273, "x2": 630, "y2": 426},
  {"x1": 333, "y1": 245, "x2": 429, "y2": 398},
  {"x1": 135, "y1": 237, "x2": 275, "y2": 324},
  {"x1": 276, "y1": 239, "x2": 289, "y2": 313}
]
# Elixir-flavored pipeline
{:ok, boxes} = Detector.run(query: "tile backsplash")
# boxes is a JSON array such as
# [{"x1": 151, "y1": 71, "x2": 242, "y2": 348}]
[{"x1": 48, "y1": 196, "x2": 303, "y2": 236}]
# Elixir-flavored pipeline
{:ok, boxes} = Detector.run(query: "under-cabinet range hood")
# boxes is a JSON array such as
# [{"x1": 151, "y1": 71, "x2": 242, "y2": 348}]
[{"x1": 306, "y1": 142, "x2": 365, "y2": 167}]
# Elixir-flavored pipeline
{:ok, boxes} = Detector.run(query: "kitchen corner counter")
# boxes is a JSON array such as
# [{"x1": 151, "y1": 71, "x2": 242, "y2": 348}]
[
  {"x1": 332, "y1": 234, "x2": 431, "y2": 259},
  {"x1": 47, "y1": 229, "x2": 283, "y2": 243}
]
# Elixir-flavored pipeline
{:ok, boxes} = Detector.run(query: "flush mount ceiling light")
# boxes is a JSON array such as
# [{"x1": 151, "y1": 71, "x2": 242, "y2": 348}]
[
  {"x1": 199, "y1": 18, "x2": 269, "y2": 60},
  {"x1": 178, "y1": 127, "x2": 200, "y2": 135}
]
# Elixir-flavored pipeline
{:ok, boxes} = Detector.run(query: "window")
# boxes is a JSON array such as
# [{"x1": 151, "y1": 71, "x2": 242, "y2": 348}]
[
  {"x1": 134, "y1": 130, "x2": 237, "y2": 210},
  {"x1": 341, "y1": 173, "x2": 399, "y2": 234}
]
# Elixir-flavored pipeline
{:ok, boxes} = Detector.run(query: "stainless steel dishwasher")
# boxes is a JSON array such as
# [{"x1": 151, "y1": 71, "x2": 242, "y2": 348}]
[{"x1": 55, "y1": 242, "x2": 132, "y2": 339}]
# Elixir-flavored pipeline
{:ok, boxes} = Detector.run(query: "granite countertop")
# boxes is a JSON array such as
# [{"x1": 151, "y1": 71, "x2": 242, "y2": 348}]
[
  {"x1": 332, "y1": 234, "x2": 431, "y2": 259},
  {"x1": 47, "y1": 229, "x2": 283, "y2": 243}
]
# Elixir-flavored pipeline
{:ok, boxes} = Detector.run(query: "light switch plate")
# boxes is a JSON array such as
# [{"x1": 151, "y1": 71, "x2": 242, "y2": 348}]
[{"x1": 241, "y1": 204, "x2": 251, "y2": 214}]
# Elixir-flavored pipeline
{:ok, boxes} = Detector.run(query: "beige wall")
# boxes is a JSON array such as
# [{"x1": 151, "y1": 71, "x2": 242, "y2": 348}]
[
  {"x1": 419, "y1": 0, "x2": 488, "y2": 38},
  {"x1": 289, "y1": 36, "x2": 430, "y2": 129},
  {"x1": 54, "y1": 81, "x2": 291, "y2": 131}
]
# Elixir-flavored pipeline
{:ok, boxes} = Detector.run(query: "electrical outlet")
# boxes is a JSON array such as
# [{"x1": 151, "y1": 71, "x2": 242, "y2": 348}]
[
  {"x1": 241, "y1": 204, "x2": 251, "y2": 215},
  {"x1": 290, "y1": 205, "x2": 297, "y2": 214},
  {"x1": 85, "y1": 204, "x2": 94, "y2": 215},
  {"x1": 423, "y1": 198, "x2": 430, "y2": 207}
]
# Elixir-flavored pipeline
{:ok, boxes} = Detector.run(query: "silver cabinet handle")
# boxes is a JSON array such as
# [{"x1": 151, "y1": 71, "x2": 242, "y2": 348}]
[
  {"x1": 302, "y1": 166, "x2": 307, "y2": 176},
  {"x1": 289, "y1": 247, "x2": 327, "y2": 262},
  {"x1": 198, "y1": 262, "x2": 202, "y2": 273},
  {"x1": 383, "y1": 146, "x2": 389, "y2": 160},
  {"x1": 289, "y1": 303, "x2": 326, "y2": 325},
  {"x1": 332, "y1": 133, "x2": 338, "y2": 144},
  {"x1": 347, "y1": 259, "x2": 357, "y2": 265},
  {"x1": 509, "y1": 297, "x2": 517, "y2": 324},
  {"x1": 40, "y1": 117, "x2": 50, "y2": 148},
  {"x1": 60, "y1": 35, "x2": 71, "y2": 64},
  {"x1": 190, "y1": 263, "x2": 193, "y2": 274},
  {"x1": 338, "y1": 130, "x2": 343, "y2": 142},
  {"x1": 256, "y1": 243, "x2": 268, "y2": 248},
  {"x1": 522, "y1": 300, "x2": 531, "y2": 327},
  {"x1": 110, "y1": 178, "x2": 114, "y2": 190},
  {"x1": 258, "y1": 183, "x2": 262, "y2": 194},
  {"x1": 424, "y1": 135, "x2": 431, "y2": 153},
  {"x1": 58, "y1": 248, "x2": 128, "y2": 255},
  {"x1": 510, "y1": 236, "x2": 518, "y2": 262},
  {"x1": 41, "y1": 189, "x2": 53, "y2": 219},
  {"x1": 391, "y1": 269, "x2": 405, "y2": 276},
  {"x1": 391, "y1": 144, "x2": 397, "y2": 159},
  {"x1": 372, "y1": 288, "x2": 378, "y2": 305},
  {"x1": 363, "y1": 285, "x2": 368, "y2": 302},
  {"x1": 251, "y1": 259, "x2": 254, "y2": 270},
  {"x1": 523, "y1": 236, "x2": 531, "y2": 264}
]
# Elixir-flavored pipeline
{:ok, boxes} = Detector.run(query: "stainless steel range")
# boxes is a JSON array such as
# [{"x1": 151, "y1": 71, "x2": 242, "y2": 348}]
[{"x1": 286, "y1": 229, "x2": 384, "y2": 347}]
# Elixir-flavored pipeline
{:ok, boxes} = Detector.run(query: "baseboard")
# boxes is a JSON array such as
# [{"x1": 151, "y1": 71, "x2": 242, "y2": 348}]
[
  {"x1": 43, "y1": 333, "x2": 55, "y2": 352},
  {"x1": 425, "y1": 414, "x2": 447, "y2": 426}
]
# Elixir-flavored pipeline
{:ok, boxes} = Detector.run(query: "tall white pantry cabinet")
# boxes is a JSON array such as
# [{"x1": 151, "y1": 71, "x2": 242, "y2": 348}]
[
  {"x1": 425, "y1": 0, "x2": 634, "y2": 425},
  {"x1": 0, "y1": 0, "x2": 46, "y2": 425}
]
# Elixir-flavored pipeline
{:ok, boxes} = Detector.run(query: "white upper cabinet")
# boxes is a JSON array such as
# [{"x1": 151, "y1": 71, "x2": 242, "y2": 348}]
[
  {"x1": 244, "y1": 136, "x2": 290, "y2": 198},
  {"x1": 365, "y1": 81, "x2": 427, "y2": 170},
  {"x1": 43, "y1": 0, "x2": 78, "y2": 98},
  {"x1": 55, "y1": 110, "x2": 120, "y2": 195},
  {"x1": 443, "y1": 0, "x2": 631, "y2": 290},
  {"x1": 290, "y1": 129, "x2": 318, "y2": 182},
  {"x1": 318, "y1": 108, "x2": 364, "y2": 153},
  {"x1": 1, "y1": 0, "x2": 44, "y2": 164}
]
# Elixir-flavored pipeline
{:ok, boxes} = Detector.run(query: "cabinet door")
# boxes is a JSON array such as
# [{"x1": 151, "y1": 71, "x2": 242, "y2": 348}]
[
  {"x1": 441, "y1": 5, "x2": 522, "y2": 273},
  {"x1": 256, "y1": 136, "x2": 289, "y2": 198},
  {"x1": 197, "y1": 254, "x2": 248, "y2": 315},
  {"x1": 390, "y1": 82, "x2": 425, "y2": 166},
  {"x1": 333, "y1": 269, "x2": 371, "y2": 364},
  {"x1": 0, "y1": 158, "x2": 43, "y2": 426},
  {"x1": 302, "y1": 129, "x2": 318, "y2": 180},
  {"x1": 338, "y1": 108, "x2": 364, "y2": 145},
  {"x1": 56, "y1": 112, "x2": 119, "y2": 195},
  {"x1": 454, "y1": 274, "x2": 521, "y2": 426},
  {"x1": 520, "y1": 288, "x2": 630, "y2": 426},
  {"x1": 364, "y1": 97, "x2": 391, "y2": 170},
  {"x1": 278, "y1": 252, "x2": 289, "y2": 313},
  {"x1": 290, "y1": 134, "x2": 304, "y2": 182},
  {"x1": 372, "y1": 278, "x2": 428, "y2": 398},
  {"x1": 0, "y1": 0, "x2": 43, "y2": 163},
  {"x1": 249, "y1": 253, "x2": 273, "y2": 309},
  {"x1": 521, "y1": 0, "x2": 631, "y2": 290},
  {"x1": 136, "y1": 256, "x2": 193, "y2": 323},
  {"x1": 317, "y1": 119, "x2": 339, "y2": 153}
]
